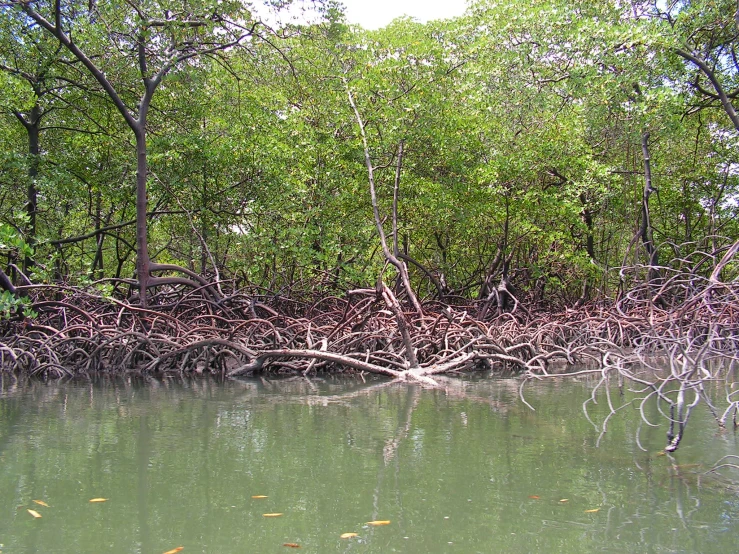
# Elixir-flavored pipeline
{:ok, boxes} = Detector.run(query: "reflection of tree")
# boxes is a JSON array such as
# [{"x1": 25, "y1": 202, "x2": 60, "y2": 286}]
[
  {"x1": 519, "y1": 288, "x2": 739, "y2": 454},
  {"x1": 136, "y1": 415, "x2": 152, "y2": 553},
  {"x1": 383, "y1": 387, "x2": 420, "y2": 466},
  {"x1": 0, "y1": 377, "x2": 737, "y2": 551},
  {"x1": 706, "y1": 455, "x2": 739, "y2": 494}
]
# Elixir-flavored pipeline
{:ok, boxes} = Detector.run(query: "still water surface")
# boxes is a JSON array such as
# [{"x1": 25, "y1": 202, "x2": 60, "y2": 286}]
[{"x1": 0, "y1": 374, "x2": 737, "y2": 553}]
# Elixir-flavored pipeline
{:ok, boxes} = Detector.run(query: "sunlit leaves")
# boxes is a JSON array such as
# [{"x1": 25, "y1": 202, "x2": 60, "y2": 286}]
[{"x1": 27, "y1": 509, "x2": 42, "y2": 518}]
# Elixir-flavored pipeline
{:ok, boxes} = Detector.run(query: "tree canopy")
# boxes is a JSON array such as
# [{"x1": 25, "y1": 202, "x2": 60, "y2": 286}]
[{"x1": 0, "y1": 0, "x2": 735, "y2": 306}]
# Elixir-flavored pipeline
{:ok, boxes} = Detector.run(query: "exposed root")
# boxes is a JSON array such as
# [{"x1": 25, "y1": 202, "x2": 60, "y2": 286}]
[{"x1": 1, "y1": 272, "x2": 737, "y2": 452}]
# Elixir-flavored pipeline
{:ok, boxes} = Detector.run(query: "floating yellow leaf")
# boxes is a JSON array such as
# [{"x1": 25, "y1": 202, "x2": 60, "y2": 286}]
[
  {"x1": 528, "y1": 495, "x2": 540, "y2": 500},
  {"x1": 27, "y1": 509, "x2": 42, "y2": 519},
  {"x1": 89, "y1": 498, "x2": 108, "y2": 503},
  {"x1": 282, "y1": 543, "x2": 300, "y2": 548},
  {"x1": 251, "y1": 495, "x2": 268, "y2": 499},
  {"x1": 163, "y1": 548, "x2": 184, "y2": 554},
  {"x1": 558, "y1": 499, "x2": 569, "y2": 503},
  {"x1": 33, "y1": 500, "x2": 50, "y2": 507},
  {"x1": 366, "y1": 520, "x2": 391, "y2": 526},
  {"x1": 585, "y1": 508, "x2": 600, "y2": 513},
  {"x1": 263, "y1": 513, "x2": 283, "y2": 517},
  {"x1": 340, "y1": 533, "x2": 359, "y2": 539}
]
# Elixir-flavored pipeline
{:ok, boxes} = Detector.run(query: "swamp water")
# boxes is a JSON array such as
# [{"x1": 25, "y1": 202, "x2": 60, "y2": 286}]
[{"x1": 0, "y1": 374, "x2": 737, "y2": 554}]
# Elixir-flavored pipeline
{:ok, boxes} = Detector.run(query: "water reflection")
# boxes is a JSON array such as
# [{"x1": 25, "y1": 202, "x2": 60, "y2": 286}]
[{"x1": 0, "y1": 374, "x2": 736, "y2": 553}]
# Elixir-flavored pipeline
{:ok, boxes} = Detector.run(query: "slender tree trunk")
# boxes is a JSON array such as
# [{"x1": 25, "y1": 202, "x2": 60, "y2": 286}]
[
  {"x1": 390, "y1": 141, "x2": 422, "y2": 314},
  {"x1": 14, "y1": 101, "x2": 41, "y2": 274},
  {"x1": 477, "y1": 194, "x2": 511, "y2": 319},
  {"x1": 496, "y1": 194, "x2": 513, "y2": 316},
  {"x1": 13, "y1": 1, "x2": 246, "y2": 309},
  {"x1": 345, "y1": 83, "x2": 422, "y2": 315},
  {"x1": 640, "y1": 132, "x2": 660, "y2": 285},
  {"x1": 26, "y1": 105, "x2": 39, "y2": 269},
  {"x1": 89, "y1": 189, "x2": 105, "y2": 279},
  {"x1": 575, "y1": 192, "x2": 596, "y2": 307},
  {"x1": 135, "y1": 128, "x2": 151, "y2": 307},
  {"x1": 580, "y1": 199, "x2": 596, "y2": 262}
]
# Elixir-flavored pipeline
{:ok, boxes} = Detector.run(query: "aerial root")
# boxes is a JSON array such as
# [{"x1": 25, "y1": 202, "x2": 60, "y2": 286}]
[{"x1": 0, "y1": 277, "x2": 735, "y2": 391}]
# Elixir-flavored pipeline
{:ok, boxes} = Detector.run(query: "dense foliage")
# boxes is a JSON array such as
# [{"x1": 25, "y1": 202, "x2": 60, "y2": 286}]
[{"x1": 1, "y1": 0, "x2": 737, "y2": 307}]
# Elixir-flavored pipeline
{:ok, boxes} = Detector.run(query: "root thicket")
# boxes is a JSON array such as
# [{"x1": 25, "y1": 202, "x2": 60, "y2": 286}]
[{"x1": 1, "y1": 267, "x2": 737, "y2": 453}]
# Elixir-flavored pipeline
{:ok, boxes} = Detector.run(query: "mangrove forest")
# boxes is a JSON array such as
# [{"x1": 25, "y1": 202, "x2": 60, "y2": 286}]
[{"x1": 1, "y1": 0, "x2": 739, "y2": 453}]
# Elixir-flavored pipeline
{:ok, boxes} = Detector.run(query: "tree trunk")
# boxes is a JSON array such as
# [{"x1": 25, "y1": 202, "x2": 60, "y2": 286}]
[
  {"x1": 24, "y1": 103, "x2": 40, "y2": 273},
  {"x1": 135, "y1": 128, "x2": 151, "y2": 307},
  {"x1": 13, "y1": 100, "x2": 41, "y2": 275},
  {"x1": 575, "y1": 192, "x2": 596, "y2": 307},
  {"x1": 345, "y1": 84, "x2": 423, "y2": 315},
  {"x1": 640, "y1": 133, "x2": 660, "y2": 286},
  {"x1": 90, "y1": 189, "x2": 105, "y2": 279}
]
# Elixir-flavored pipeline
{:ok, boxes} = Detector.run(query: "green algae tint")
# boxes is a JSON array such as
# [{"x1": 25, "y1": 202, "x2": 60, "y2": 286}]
[{"x1": 0, "y1": 374, "x2": 737, "y2": 553}]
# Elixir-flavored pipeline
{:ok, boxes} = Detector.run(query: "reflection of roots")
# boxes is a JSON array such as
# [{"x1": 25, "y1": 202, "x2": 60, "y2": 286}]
[{"x1": 705, "y1": 455, "x2": 739, "y2": 493}]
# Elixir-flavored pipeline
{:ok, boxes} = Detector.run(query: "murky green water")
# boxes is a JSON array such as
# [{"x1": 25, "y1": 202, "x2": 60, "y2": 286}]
[{"x1": 0, "y1": 373, "x2": 737, "y2": 554}]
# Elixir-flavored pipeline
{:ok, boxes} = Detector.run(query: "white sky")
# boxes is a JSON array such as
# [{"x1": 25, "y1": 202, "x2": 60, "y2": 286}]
[{"x1": 339, "y1": 0, "x2": 469, "y2": 29}]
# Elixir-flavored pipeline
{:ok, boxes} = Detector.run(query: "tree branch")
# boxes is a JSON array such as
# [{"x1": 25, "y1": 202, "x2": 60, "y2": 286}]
[
  {"x1": 676, "y1": 47, "x2": 739, "y2": 131},
  {"x1": 13, "y1": 1, "x2": 138, "y2": 131}
]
